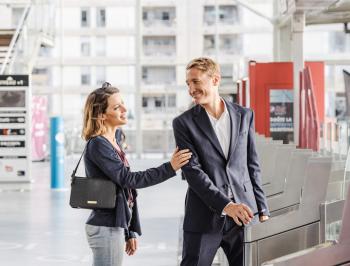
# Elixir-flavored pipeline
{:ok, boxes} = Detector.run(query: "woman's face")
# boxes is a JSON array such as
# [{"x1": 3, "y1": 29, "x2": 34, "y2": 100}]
[{"x1": 102, "y1": 93, "x2": 128, "y2": 127}]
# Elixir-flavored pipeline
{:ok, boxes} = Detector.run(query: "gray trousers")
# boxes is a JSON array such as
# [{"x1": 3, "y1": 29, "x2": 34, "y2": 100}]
[{"x1": 86, "y1": 224, "x2": 124, "y2": 266}]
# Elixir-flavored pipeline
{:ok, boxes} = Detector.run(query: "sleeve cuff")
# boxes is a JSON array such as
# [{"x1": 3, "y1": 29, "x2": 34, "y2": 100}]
[
  {"x1": 221, "y1": 202, "x2": 232, "y2": 216},
  {"x1": 259, "y1": 209, "x2": 270, "y2": 217},
  {"x1": 165, "y1": 162, "x2": 176, "y2": 177},
  {"x1": 124, "y1": 230, "x2": 137, "y2": 241}
]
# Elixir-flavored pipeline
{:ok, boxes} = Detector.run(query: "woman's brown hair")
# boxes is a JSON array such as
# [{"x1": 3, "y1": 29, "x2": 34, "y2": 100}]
[{"x1": 82, "y1": 82, "x2": 119, "y2": 140}]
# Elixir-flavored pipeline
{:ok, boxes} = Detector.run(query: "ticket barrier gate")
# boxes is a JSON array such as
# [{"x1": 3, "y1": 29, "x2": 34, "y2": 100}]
[
  {"x1": 243, "y1": 156, "x2": 333, "y2": 266},
  {"x1": 267, "y1": 149, "x2": 313, "y2": 215},
  {"x1": 262, "y1": 185, "x2": 350, "y2": 266},
  {"x1": 255, "y1": 139, "x2": 296, "y2": 197},
  {"x1": 256, "y1": 142, "x2": 283, "y2": 187},
  {"x1": 262, "y1": 145, "x2": 298, "y2": 199},
  {"x1": 327, "y1": 168, "x2": 350, "y2": 202},
  {"x1": 256, "y1": 144, "x2": 342, "y2": 215}
]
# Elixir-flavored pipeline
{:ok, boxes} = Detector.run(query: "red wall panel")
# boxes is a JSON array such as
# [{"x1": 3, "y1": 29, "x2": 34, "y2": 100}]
[
  {"x1": 305, "y1": 61, "x2": 325, "y2": 123},
  {"x1": 249, "y1": 61, "x2": 294, "y2": 136},
  {"x1": 249, "y1": 61, "x2": 325, "y2": 138}
]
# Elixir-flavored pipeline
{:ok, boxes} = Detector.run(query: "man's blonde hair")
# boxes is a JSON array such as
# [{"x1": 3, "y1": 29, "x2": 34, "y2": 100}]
[{"x1": 186, "y1": 57, "x2": 220, "y2": 77}]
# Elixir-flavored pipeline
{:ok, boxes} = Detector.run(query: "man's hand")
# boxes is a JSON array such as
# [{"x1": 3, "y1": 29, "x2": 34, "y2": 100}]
[
  {"x1": 125, "y1": 238, "x2": 138, "y2": 256},
  {"x1": 223, "y1": 202, "x2": 253, "y2": 226},
  {"x1": 259, "y1": 215, "x2": 269, "y2": 222}
]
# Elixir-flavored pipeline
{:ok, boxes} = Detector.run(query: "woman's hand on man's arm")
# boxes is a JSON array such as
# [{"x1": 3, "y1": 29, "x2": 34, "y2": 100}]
[{"x1": 170, "y1": 147, "x2": 192, "y2": 171}]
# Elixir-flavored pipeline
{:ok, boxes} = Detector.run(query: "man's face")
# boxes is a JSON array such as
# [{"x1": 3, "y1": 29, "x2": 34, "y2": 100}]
[{"x1": 186, "y1": 68, "x2": 220, "y2": 105}]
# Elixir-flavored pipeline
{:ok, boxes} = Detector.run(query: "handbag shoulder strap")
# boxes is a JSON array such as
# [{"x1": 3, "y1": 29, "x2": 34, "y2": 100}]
[{"x1": 71, "y1": 139, "x2": 91, "y2": 178}]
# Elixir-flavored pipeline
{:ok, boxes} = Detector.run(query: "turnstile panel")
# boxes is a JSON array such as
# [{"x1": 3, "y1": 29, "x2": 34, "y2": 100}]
[{"x1": 244, "y1": 222, "x2": 320, "y2": 266}]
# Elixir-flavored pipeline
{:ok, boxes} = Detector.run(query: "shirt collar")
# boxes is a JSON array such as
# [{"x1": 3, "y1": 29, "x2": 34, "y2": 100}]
[
  {"x1": 221, "y1": 99, "x2": 229, "y2": 117},
  {"x1": 206, "y1": 98, "x2": 228, "y2": 122}
]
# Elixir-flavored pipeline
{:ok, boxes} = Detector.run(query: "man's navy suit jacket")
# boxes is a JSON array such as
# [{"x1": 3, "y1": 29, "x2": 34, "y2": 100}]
[{"x1": 173, "y1": 100, "x2": 269, "y2": 233}]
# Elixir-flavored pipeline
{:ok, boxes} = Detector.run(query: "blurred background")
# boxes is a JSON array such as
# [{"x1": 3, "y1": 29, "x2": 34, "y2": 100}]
[
  {"x1": 0, "y1": 0, "x2": 349, "y2": 157},
  {"x1": 1, "y1": 0, "x2": 350, "y2": 266}
]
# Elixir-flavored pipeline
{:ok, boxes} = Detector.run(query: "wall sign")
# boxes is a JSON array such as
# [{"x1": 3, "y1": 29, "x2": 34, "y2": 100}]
[
  {"x1": 0, "y1": 75, "x2": 31, "y2": 184},
  {"x1": 270, "y1": 89, "x2": 294, "y2": 144}
]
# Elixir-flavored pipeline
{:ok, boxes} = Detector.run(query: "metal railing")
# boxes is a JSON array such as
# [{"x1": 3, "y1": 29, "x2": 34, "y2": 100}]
[
  {"x1": 0, "y1": 4, "x2": 31, "y2": 74},
  {"x1": 1, "y1": 0, "x2": 56, "y2": 75}
]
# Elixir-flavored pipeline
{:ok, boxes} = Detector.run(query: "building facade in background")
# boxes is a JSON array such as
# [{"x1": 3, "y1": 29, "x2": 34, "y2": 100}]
[
  {"x1": 2, "y1": 0, "x2": 349, "y2": 154},
  {"x1": 30, "y1": 0, "x2": 274, "y2": 153}
]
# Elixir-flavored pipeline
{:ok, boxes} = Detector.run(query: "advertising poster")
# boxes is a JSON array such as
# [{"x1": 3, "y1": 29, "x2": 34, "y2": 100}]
[
  {"x1": 335, "y1": 92, "x2": 346, "y2": 120},
  {"x1": 32, "y1": 96, "x2": 49, "y2": 161},
  {"x1": 0, "y1": 158, "x2": 26, "y2": 179},
  {"x1": 0, "y1": 75, "x2": 31, "y2": 184},
  {"x1": 0, "y1": 90, "x2": 25, "y2": 107},
  {"x1": 270, "y1": 89, "x2": 294, "y2": 143}
]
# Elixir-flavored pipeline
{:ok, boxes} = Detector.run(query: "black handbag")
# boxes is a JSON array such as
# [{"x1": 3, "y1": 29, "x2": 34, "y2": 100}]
[{"x1": 69, "y1": 140, "x2": 116, "y2": 209}]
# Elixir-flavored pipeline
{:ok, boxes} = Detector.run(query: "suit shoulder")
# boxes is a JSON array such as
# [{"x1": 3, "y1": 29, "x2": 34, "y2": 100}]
[
  {"x1": 229, "y1": 102, "x2": 252, "y2": 115},
  {"x1": 173, "y1": 105, "x2": 197, "y2": 122}
]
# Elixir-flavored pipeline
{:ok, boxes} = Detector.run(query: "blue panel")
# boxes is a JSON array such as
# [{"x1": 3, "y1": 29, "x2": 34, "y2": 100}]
[{"x1": 50, "y1": 116, "x2": 65, "y2": 189}]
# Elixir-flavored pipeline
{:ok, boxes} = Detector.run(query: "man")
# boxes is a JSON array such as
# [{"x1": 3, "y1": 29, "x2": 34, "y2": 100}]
[{"x1": 173, "y1": 57, "x2": 269, "y2": 266}]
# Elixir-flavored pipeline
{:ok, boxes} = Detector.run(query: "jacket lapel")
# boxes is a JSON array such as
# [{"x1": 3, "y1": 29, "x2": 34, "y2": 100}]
[
  {"x1": 225, "y1": 100, "x2": 241, "y2": 163},
  {"x1": 192, "y1": 105, "x2": 226, "y2": 160}
]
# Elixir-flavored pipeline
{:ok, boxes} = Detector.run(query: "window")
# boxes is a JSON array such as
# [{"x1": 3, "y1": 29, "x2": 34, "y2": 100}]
[
  {"x1": 224, "y1": 38, "x2": 231, "y2": 47},
  {"x1": 219, "y1": 5, "x2": 239, "y2": 25},
  {"x1": 219, "y1": 34, "x2": 242, "y2": 54},
  {"x1": 329, "y1": 32, "x2": 349, "y2": 53},
  {"x1": 142, "y1": 67, "x2": 148, "y2": 80},
  {"x1": 142, "y1": 97, "x2": 148, "y2": 107},
  {"x1": 204, "y1": 35, "x2": 215, "y2": 52},
  {"x1": 220, "y1": 65, "x2": 233, "y2": 84},
  {"x1": 142, "y1": 7, "x2": 175, "y2": 27},
  {"x1": 32, "y1": 68, "x2": 51, "y2": 86},
  {"x1": 81, "y1": 66, "x2": 91, "y2": 85},
  {"x1": 167, "y1": 94, "x2": 176, "y2": 107},
  {"x1": 204, "y1": 5, "x2": 239, "y2": 26},
  {"x1": 143, "y1": 36, "x2": 176, "y2": 56},
  {"x1": 142, "y1": 66, "x2": 175, "y2": 84},
  {"x1": 203, "y1": 6, "x2": 215, "y2": 26},
  {"x1": 96, "y1": 8, "x2": 106, "y2": 27},
  {"x1": 96, "y1": 66, "x2": 106, "y2": 86},
  {"x1": 96, "y1": 36, "x2": 106, "y2": 56},
  {"x1": 142, "y1": 11, "x2": 148, "y2": 20},
  {"x1": 142, "y1": 95, "x2": 175, "y2": 111},
  {"x1": 81, "y1": 36, "x2": 90, "y2": 56},
  {"x1": 33, "y1": 68, "x2": 48, "y2": 75},
  {"x1": 155, "y1": 96, "x2": 165, "y2": 107},
  {"x1": 81, "y1": 8, "x2": 90, "y2": 27},
  {"x1": 162, "y1": 11, "x2": 169, "y2": 21}
]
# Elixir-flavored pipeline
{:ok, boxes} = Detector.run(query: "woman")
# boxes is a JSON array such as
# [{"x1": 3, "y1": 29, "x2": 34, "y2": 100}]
[{"x1": 82, "y1": 82, "x2": 192, "y2": 266}]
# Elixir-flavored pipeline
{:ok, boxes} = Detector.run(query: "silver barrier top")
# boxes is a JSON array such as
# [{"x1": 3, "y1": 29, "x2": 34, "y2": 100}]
[
  {"x1": 244, "y1": 156, "x2": 332, "y2": 242},
  {"x1": 262, "y1": 184, "x2": 350, "y2": 266}
]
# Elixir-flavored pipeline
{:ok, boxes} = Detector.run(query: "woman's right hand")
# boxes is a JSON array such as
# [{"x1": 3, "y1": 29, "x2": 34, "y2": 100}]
[{"x1": 170, "y1": 147, "x2": 192, "y2": 171}]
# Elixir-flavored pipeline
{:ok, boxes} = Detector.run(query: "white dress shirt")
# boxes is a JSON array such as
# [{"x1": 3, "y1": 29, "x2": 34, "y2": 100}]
[
  {"x1": 206, "y1": 99, "x2": 233, "y2": 214},
  {"x1": 205, "y1": 99, "x2": 231, "y2": 159}
]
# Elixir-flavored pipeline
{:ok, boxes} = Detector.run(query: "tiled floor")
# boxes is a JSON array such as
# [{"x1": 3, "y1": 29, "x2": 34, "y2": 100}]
[{"x1": 0, "y1": 156, "x2": 187, "y2": 266}]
